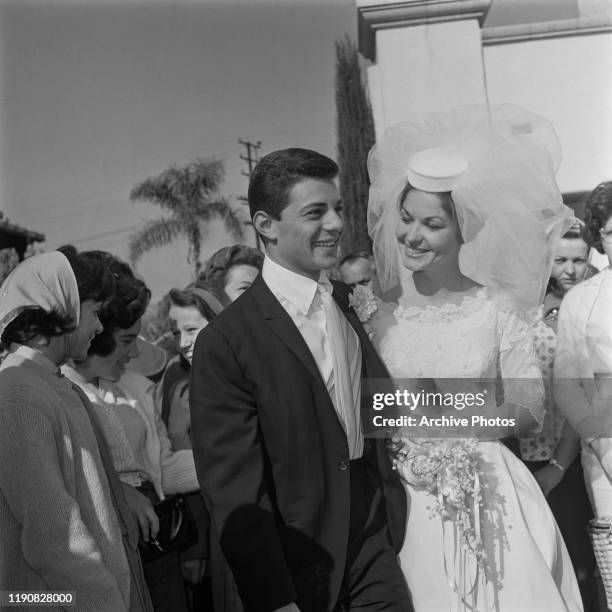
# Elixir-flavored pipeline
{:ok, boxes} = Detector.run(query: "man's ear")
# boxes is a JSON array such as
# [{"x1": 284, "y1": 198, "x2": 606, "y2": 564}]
[{"x1": 252, "y1": 210, "x2": 277, "y2": 243}]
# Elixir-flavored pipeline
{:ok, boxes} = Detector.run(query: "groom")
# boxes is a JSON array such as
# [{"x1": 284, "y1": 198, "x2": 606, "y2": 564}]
[{"x1": 190, "y1": 148, "x2": 411, "y2": 611}]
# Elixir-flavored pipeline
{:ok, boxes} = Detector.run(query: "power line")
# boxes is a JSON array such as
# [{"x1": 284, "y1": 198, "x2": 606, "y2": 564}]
[{"x1": 68, "y1": 224, "x2": 141, "y2": 246}]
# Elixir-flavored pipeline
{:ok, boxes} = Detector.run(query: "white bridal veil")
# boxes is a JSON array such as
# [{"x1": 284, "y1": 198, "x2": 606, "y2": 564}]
[{"x1": 367, "y1": 104, "x2": 574, "y2": 311}]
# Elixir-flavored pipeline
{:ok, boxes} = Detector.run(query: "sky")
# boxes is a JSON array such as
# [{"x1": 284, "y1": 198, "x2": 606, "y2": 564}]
[
  {"x1": 0, "y1": 0, "x2": 582, "y2": 300},
  {"x1": 0, "y1": 0, "x2": 356, "y2": 299}
]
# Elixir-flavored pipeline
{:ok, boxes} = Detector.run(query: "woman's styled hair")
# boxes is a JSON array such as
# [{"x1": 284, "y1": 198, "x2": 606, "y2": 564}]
[
  {"x1": 168, "y1": 281, "x2": 229, "y2": 323},
  {"x1": 583, "y1": 181, "x2": 612, "y2": 254},
  {"x1": 397, "y1": 182, "x2": 457, "y2": 221},
  {"x1": 1, "y1": 309, "x2": 74, "y2": 350},
  {"x1": 198, "y1": 245, "x2": 263, "y2": 290},
  {"x1": 1, "y1": 246, "x2": 115, "y2": 350},
  {"x1": 81, "y1": 251, "x2": 151, "y2": 358},
  {"x1": 57, "y1": 245, "x2": 115, "y2": 303}
]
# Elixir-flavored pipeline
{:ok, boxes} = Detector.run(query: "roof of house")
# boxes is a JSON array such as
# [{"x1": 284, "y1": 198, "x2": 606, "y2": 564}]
[{"x1": 0, "y1": 211, "x2": 45, "y2": 244}]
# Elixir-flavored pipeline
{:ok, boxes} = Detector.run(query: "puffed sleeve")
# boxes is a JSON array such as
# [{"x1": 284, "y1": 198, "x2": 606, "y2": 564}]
[{"x1": 497, "y1": 305, "x2": 545, "y2": 429}]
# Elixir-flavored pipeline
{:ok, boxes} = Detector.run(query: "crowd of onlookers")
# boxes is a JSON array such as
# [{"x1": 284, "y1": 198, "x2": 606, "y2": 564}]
[{"x1": 1, "y1": 179, "x2": 612, "y2": 611}]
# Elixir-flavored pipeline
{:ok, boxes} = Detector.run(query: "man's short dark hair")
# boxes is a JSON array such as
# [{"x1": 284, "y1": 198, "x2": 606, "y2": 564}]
[
  {"x1": 339, "y1": 251, "x2": 372, "y2": 268},
  {"x1": 248, "y1": 148, "x2": 339, "y2": 220}
]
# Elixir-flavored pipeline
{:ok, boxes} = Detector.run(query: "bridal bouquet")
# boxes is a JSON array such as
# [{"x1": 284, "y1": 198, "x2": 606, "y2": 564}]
[{"x1": 388, "y1": 437, "x2": 486, "y2": 566}]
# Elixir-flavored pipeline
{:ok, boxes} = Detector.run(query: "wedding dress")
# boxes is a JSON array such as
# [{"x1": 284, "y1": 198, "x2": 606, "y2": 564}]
[{"x1": 375, "y1": 288, "x2": 583, "y2": 612}]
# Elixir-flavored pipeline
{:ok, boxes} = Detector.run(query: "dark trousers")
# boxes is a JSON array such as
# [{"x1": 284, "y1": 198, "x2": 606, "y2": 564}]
[
  {"x1": 334, "y1": 458, "x2": 413, "y2": 612},
  {"x1": 208, "y1": 460, "x2": 412, "y2": 612}
]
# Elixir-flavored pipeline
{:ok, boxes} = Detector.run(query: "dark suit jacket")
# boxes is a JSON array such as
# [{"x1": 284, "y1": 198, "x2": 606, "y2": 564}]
[{"x1": 189, "y1": 275, "x2": 406, "y2": 612}]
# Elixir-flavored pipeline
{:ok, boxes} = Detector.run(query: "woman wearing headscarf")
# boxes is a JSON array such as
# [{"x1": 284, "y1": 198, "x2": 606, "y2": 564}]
[{"x1": 0, "y1": 247, "x2": 152, "y2": 611}]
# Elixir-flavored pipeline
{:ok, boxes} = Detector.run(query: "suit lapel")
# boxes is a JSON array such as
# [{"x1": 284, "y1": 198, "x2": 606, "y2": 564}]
[
  {"x1": 331, "y1": 282, "x2": 390, "y2": 380},
  {"x1": 250, "y1": 275, "x2": 328, "y2": 388},
  {"x1": 330, "y1": 282, "x2": 389, "y2": 461},
  {"x1": 250, "y1": 275, "x2": 389, "y2": 397}
]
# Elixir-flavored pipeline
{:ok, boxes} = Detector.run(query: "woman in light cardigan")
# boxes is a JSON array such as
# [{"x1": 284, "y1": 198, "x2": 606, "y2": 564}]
[
  {"x1": 554, "y1": 181, "x2": 612, "y2": 518},
  {"x1": 62, "y1": 252, "x2": 200, "y2": 612},
  {"x1": 0, "y1": 248, "x2": 152, "y2": 612}
]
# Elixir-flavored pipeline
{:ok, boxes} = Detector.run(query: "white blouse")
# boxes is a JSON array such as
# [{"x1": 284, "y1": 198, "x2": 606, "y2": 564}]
[
  {"x1": 63, "y1": 366, "x2": 199, "y2": 499},
  {"x1": 554, "y1": 267, "x2": 612, "y2": 444}
]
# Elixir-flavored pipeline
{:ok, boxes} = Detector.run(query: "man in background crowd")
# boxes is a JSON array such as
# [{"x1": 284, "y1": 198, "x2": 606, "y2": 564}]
[{"x1": 337, "y1": 251, "x2": 375, "y2": 290}]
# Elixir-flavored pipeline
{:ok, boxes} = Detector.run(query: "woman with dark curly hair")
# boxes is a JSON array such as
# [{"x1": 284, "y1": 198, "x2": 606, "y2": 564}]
[
  {"x1": 198, "y1": 244, "x2": 263, "y2": 301},
  {"x1": 555, "y1": 181, "x2": 612, "y2": 520},
  {"x1": 0, "y1": 247, "x2": 152, "y2": 611},
  {"x1": 62, "y1": 252, "x2": 200, "y2": 612}
]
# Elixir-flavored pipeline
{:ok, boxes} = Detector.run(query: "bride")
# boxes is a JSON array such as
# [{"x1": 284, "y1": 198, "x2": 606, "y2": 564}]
[{"x1": 366, "y1": 105, "x2": 583, "y2": 611}]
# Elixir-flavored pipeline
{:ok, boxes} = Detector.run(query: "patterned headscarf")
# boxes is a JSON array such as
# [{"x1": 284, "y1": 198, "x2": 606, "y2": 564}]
[{"x1": 0, "y1": 251, "x2": 80, "y2": 343}]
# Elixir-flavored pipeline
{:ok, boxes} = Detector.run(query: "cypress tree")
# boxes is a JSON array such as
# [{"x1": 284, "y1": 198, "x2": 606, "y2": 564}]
[{"x1": 334, "y1": 35, "x2": 375, "y2": 255}]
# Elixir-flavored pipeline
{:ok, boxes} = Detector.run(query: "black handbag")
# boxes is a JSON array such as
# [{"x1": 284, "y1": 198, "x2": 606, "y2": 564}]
[{"x1": 139, "y1": 493, "x2": 198, "y2": 562}]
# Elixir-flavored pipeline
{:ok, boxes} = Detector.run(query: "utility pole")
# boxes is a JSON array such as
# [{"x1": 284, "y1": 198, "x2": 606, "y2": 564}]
[
  {"x1": 239, "y1": 139, "x2": 263, "y2": 250},
  {"x1": 239, "y1": 139, "x2": 262, "y2": 178}
]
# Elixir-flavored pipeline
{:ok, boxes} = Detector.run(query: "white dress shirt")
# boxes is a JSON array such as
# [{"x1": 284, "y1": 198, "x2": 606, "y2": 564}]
[{"x1": 262, "y1": 256, "x2": 363, "y2": 458}]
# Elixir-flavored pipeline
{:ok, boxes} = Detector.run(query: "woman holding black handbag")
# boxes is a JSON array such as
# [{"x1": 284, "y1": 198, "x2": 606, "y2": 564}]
[{"x1": 62, "y1": 251, "x2": 202, "y2": 612}]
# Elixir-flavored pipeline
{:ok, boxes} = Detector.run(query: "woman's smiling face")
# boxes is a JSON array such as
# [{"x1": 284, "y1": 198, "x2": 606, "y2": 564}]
[
  {"x1": 168, "y1": 305, "x2": 209, "y2": 364},
  {"x1": 395, "y1": 188, "x2": 461, "y2": 273},
  {"x1": 87, "y1": 319, "x2": 141, "y2": 382}
]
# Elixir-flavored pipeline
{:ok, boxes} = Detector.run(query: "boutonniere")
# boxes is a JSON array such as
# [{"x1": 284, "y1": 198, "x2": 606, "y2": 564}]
[{"x1": 348, "y1": 285, "x2": 378, "y2": 323}]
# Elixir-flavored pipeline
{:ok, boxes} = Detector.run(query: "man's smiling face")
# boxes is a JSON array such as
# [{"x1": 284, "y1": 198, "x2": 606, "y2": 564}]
[{"x1": 266, "y1": 177, "x2": 343, "y2": 280}]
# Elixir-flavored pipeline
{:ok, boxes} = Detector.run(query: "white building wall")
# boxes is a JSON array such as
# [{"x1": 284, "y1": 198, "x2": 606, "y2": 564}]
[
  {"x1": 369, "y1": 20, "x2": 488, "y2": 136},
  {"x1": 483, "y1": 32, "x2": 612, "y2": 192}
]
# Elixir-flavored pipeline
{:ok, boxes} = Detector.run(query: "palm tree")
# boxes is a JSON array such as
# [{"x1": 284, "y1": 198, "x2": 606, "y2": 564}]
[{"x1": 128, "y1": 159, "x2": 244, "y2": 274}]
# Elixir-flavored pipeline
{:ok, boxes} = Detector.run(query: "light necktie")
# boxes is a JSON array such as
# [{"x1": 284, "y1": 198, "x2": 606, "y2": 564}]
[{"x1": 318, "y1": 282, "x2": 363, "y2": 459}]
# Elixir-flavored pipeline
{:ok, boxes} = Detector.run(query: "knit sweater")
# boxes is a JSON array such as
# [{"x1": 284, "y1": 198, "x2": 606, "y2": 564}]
[
  {"x1": 62, "y1": 367, "x2": 199, "y2": 499},
  {"x1": 0, "y1": 349, "x2": 130, "y2": 611}
]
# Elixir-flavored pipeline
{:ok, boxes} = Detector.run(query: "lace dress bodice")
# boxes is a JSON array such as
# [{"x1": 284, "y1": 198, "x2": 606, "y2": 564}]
[{"x1": 374, "y1": 288, "x2": 544, "y2": 421}]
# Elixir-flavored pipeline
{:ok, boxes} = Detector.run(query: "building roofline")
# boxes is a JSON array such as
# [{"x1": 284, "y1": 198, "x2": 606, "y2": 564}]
[
  {"x1": 483, "y1": 15, "x2": 612, "y2": 45},
  {"x1": 358, "y1": 0, "x2": 491, "y2": 61},
  {"x1": 0, "y1": 215, "x2": 45, "y2": 243}
]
